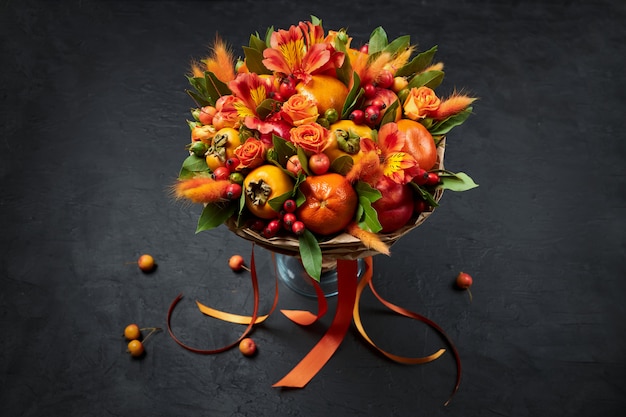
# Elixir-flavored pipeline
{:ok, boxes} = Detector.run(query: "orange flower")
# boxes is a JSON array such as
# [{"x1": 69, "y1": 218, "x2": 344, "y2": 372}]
[
  {"x1": 403, "y1": 86, "x2": 441, "y2": 120},
  {"x1": 212, "y1": 95, "x2": 241, "y2": 130},
  {"x1": 281, "y1": 93, "x2": 319, "y2": 126},
  {"x1": 289, "y1": 123, "x2": 330, "y2": 154},
  {"x1": 359, "y1": 123, "x2": 417, "y2": 184},
  {"x1": 234, "y1": 137, "x2": 267, "y2": 169},
  {"x1": 262, "y1": 21, "x2": 343, "y2": 83}
]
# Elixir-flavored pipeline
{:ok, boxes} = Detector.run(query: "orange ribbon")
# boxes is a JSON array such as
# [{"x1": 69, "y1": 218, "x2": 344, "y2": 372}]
[
  {"x1": 273, "y1": 259, "x2": 358, "y2": 388},
  {"x1": 166, "y1": 247, "x2": 461, "y2": 404}
]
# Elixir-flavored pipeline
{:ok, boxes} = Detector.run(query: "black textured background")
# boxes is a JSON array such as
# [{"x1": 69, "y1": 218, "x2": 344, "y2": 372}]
[{"x1": 1, "y1": 1, "x2": 625, "y2": 416}]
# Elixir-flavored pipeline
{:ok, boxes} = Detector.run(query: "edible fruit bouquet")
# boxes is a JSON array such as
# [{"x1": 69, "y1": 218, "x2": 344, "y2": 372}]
[{"x1": 175, "y1": 17, "x2": 477, "y2": 280}]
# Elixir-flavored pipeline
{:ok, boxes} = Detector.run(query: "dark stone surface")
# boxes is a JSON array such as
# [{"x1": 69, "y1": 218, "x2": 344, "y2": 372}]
[{"x1": 1, "y1": 0, "x2": 625, "y2": 416}]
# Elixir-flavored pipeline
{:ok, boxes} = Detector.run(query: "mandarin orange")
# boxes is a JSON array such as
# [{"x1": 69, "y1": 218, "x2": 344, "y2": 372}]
[
  {"x1": 295, "y1": 75, "x2": 349, "y2": 115},
  {"x1": 296, "y1": 173, "x2": 358, "y2": 236},
  {"x1": 396, "y1": 119, "x2": 438, "y2": 171}
]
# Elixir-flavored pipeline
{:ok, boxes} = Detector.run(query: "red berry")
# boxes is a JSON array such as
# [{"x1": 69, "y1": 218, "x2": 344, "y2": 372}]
[
  {"x1": 349, "y1": 109, "x2": 365, "y2": 125},
  {"x1": 370, "y1": 98, "x2": 386, "y2": 109},
  {"x1": 250, "y1": 219, "x2": 265, "y2": 231},
  {"x1": 283, "y1": 199, "x2": 296, "y2": 213},
  {"x1": 364, "y1": 105, "x2": 381, "y2": 125},
  {"x1": 225, "y1": 157, "x2": 240, "y2": 172},
  {"x1": 279, "y1": 76, "x2": 296, "y2": 99},
  {"x1": 426, "y1": 172, "x2": 440, "y2": 186},
  {"x1": 270, "y1": 92, "x2": 284, "y2": 102},
  {"x1": 375, "y1": 70, "x2": 394, "y2": 89},
  {"x1": 212, "y1": 166, "x2": 230, "y2": 181},
  {"x1": 291, "y1": 220, "x2": 305, "y2": 236},
  {"x1": 413, "y1": 168, "x2": 429, "y2": 185},
  {"x1": 225, "y1": 183, "x2": 242, "y2": 200},
  {"x1": 283, "y1": 212, "x2": 297, "y2": 230},
  {"x1": 263, "y1": 219, "x2": 281, "y2": 238},
  {"x1": 359, "y1": 44, "x2": 369, "y2": 54},
  {"x1": 363, "y1": 83, "x2": 377, "y2": 99}
]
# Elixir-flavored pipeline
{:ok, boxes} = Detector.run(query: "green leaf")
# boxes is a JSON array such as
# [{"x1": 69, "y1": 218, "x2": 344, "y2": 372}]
[
  {"x1": 380, "y1": 99, "x2": 400, "y2": 126},
  {"x1": 368, "y1": 26, "x2": 388, "y2": 56},
  {"x1": 330, "y1": 155, "x2": 354, "y2": 176},
  {"x1": 242, "y1": 46, "x2": 271, "y2": 75},
  {"x1": 299, "y1": 230, "x2": 322, "y2": 281},
  {"x1": 355, "y1": 181, "x2": 382, "y2": 203},
  {"x1": 341, "y1": 72, "x2": 362, "y2": 119},
  {"x1": 249, "y1": 33, "x2": 267, "y2": 51},
  {"x1": 409, "y1": 183, "x2": 440, "y2": 207},
  {"x1": 179, "y1": 153, "x2": 209, "y2": 179},
  {"x1": 186, "y1": 89, "x2": 212, "y2": 108},
  {"x1": 357, "y1": 196, "x2": 382, "y2": 233},
  {"x1": 204, "y1": 71, "x2": 231, "y2": 100},
  {"x1": 196, "y1": 203, "x2": 237, "y2": 233},
  {"x1": 438, "y1": 172, "x2": 479, "y2": 192},
  {"x1": 297, "y1": 147, "x2": 312, "y2": 176},
  {"x1": 268, "y1": 190, "x2": 294, "y2": 213},
  {"x1": 396, "y1": 45, "x2": 438, "y2": 77},
  {"x1": 256, "y1": 98, "x2": 281, "y2": 120},
  {"x1": 428, "y1": 107, "x2": 473, "y2": 135},
  {"x1": 383, "y1": 35, "x2": 411, "y2": 56},
  {"x1": 272, "y1": 135, "x2": 297, "y2": 168},
  {"x1": 407, "y1": 70, "x2": 445, "y2": 90}
]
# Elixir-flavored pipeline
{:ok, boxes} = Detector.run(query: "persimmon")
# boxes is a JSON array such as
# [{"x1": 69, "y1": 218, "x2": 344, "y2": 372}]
[
  {"x1": 296, "y1": 173, "x2": 358, "y2": 236},
  {"x1": 396, "y1": 119, "x2": 438, "y2": 171}
]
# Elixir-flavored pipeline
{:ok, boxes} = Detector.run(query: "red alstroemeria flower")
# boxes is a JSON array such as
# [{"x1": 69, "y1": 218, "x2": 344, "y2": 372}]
[
  {"x1": 360, "y1": 123, "x2": 418, "y2": 184},
  {"x1": 262, "y1": 21, "x2": 343, "y2": 83},
  {"x1": 227, "y1": 72, "x2": 278, "y2": 133}
]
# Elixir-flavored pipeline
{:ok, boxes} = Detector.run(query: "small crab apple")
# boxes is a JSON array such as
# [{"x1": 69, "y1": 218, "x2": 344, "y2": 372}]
[
  {"x1": 137, "y1": 254, "x2": 155, "y2": 272},
  {"x1": 229, "y1": 254, "x2": 250, "y2": 272},
  {"x1": 309, "y1": 153, "x2": 330, "y2": 175},
  {"x1": 456, "y1": 272, "x2": 474, "y2": 302},
  {"x1": 239, "y1": 337, "x2": 257, "y2": 357},
  {"x1": 127, "y1": 339, "x2": 145, "y2": 357},
  {"x1": 124, "y1": 324, "x2": 141, "y2": 341},
  {"x1": 286, "y1": 155, "x2": 303, "y2": 175}
]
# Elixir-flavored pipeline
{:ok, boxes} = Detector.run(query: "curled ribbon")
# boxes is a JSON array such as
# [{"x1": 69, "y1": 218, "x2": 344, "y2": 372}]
[{"x1": 166, "y1": 247, "x2": 461, "y2": 405}]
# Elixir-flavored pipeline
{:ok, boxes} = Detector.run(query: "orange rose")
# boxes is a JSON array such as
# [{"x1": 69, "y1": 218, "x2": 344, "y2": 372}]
[
  {"x1": 403, "y1": 86, "x2": 441, "y2": 120},
  {"x1": 234, "y1": 137, "x2": 267, "y2": 169},
  {"x1": 213, "y1": 95, "x2": 240, "y2": 130},
  {"x1": 281, "y1": 94, "x2": 319, "y2": 126},
  {"x1": 289, "y1": 123, "x2": 330, "y2": 154}
]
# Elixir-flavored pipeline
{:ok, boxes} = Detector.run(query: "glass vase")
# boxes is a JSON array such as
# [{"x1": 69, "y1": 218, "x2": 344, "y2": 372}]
[{"x1": 275, "y1": 253, "x2": 365, "y2": 298}]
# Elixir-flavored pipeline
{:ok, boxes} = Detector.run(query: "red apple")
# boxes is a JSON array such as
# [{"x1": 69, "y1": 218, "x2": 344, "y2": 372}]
[{"x1": 372, "y1": 176, "x2": 414, "y2": 233}]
